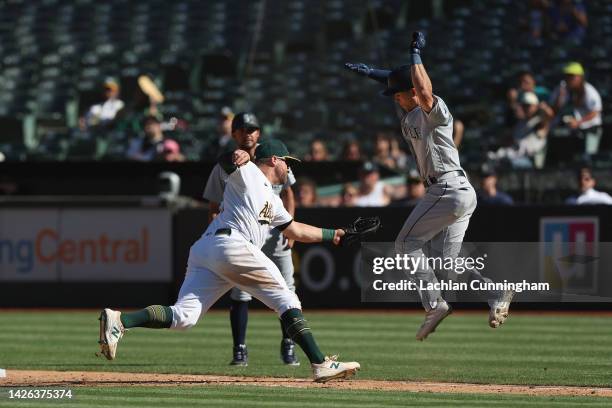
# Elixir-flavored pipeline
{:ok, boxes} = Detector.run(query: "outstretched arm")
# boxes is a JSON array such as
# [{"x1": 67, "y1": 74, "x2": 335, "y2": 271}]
[
  {"x1": 409, "y1": 32, "x2": 435, "y2": 112},
  {"x1": 344, "y1": 63, "x2": 390, "y2": 85},
  {"x1": 282, "y1": 221, "x2": 344, "y2": 245}
]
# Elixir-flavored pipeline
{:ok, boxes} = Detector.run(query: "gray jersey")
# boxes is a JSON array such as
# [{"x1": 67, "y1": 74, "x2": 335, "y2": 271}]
[{"x1": 397, "y1": 95, "x2": 462, "y2": 180}]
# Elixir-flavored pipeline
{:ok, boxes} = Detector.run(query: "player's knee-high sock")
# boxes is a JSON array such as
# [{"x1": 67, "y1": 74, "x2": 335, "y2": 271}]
[
  {"x1": 279, "y1": 318, "x2": 290, "y2": 340},
  {"x1": 281, "y1": 308, "x2": 325, "y2": 364},
  {"x1": 120, "y1": 305, "x2": 173, "y2": 329},
  {"x1": 230, "y1": 300, "x2": 249, "y2": 346}
]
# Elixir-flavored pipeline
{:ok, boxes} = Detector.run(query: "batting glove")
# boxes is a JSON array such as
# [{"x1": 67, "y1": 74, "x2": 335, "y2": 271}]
[
  {"x1": 344, "y1": 62, "x2": 372, "y2": 77},
  {"x1": 411, "y1": 31, "x2": 426, "y2": 54}
]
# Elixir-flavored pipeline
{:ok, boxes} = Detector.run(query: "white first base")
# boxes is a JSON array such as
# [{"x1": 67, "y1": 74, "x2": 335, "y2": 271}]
[{"x1": 0, "y1": 368, "x2": 5, "y2": 378}]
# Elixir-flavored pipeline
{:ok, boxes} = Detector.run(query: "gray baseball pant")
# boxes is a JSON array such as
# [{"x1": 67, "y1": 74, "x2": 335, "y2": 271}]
[{"x1": 395, "y1": 174, "x2": 497, "y2": 311}]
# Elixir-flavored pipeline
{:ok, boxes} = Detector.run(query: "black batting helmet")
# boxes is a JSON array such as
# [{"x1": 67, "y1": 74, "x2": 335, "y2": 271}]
[
  {"x1": 381, "y1": 65, "x2": 413, "y2": 96},
  {"x1": 232, "y1": 112, "x2": 260, "y2": 132}
]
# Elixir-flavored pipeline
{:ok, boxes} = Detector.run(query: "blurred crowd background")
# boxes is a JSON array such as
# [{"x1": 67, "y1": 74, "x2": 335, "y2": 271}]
[{"x1": 0, "y1": 0, "x2": 610, "y2": 207}]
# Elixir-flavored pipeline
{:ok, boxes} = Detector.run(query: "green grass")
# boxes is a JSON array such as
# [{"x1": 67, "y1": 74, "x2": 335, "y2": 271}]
[
  {"x1": 0, "y1": 311, "x2": 611, "y2": 407},
  {"x1": 0, "y1": 386, "x2": 610, "y2": 408}
]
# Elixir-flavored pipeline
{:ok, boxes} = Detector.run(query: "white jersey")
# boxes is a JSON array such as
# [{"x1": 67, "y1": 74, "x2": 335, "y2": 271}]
[
  {"x1": 205, "y1": 162, "x2": 293, "y2": 248},
  {"x1": 203, "y1": 163, "x2": 295, "y2": 203}
]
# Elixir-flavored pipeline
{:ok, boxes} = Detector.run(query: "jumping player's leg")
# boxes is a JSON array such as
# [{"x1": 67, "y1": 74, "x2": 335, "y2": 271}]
[
  {"x1": 395, "y1": 184, "x2": 458, "y2": 311},
  {"x1": 395, "y1": 179, "x2": 477, "y2": 340},
  {"x1": 429, "y1": 212, "x2": 497, "y2": 300}
]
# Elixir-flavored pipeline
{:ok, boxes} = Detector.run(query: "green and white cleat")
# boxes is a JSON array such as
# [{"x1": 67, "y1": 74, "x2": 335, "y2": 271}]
[
  {"x1": 489, "y1": 290, "x2": 515, "y2": 328},
  {"x1": 312, "y1": 355, "x2": 360, "y2": 383},
  {"x1": 98, "y1": 308, "x2": 125, "y2": 360}
]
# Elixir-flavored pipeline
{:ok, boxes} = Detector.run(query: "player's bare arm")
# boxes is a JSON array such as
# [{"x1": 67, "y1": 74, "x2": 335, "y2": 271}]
[
  {"x1": 280, "y1": 186, "x2": 296, "y2": 248},
  {"x1": 283, "y1": 221, "x2": 344, "y2": 245},
  {"x1": 207, "y1": 202, "x2": 221, "y2": 223},
  {"x1": 280, "y1": 186, "x2": 295, "y2": 217},
  {"x1": 409, "y1": 31, "x2": 434, "y2": 113}
]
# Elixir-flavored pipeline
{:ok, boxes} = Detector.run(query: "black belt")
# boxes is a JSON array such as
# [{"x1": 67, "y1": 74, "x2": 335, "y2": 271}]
[
  {"x1": 215, "y1": 228, "x2": 232, "y2": 236},
  {"x1": 425, "y1": 170, "x2": 465, "y2": 188}
]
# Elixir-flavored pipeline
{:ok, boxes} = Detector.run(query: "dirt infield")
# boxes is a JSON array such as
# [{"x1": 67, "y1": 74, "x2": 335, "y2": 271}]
[{"x1": 2, "y1": 370, "x2": 611, "y2": 398}]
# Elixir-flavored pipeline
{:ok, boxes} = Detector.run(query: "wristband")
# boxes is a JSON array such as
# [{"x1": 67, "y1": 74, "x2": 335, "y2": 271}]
[
  {"x1": 322, "y1": 228, "x2": 336, "y2": 242},
  {"x1": 410, "y1": 52, "x2": 422, "y2": 65}
]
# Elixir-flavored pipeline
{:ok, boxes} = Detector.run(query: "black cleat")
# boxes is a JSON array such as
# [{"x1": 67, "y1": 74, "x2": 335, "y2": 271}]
[
  {"x1": 230, "y1": 344, "x2": 248, "y2": 366},
  {"x1": 280, "y1": 338, "x2": 300, "y2": 366}
]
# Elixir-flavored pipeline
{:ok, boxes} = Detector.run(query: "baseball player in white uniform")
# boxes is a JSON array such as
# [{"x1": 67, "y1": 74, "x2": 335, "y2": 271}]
[
  {"x1": 346, "y1": 31, "x2": 514, "y2": 340},
  {"x1": 203, "y1": 112, "x2": 299, "y2": 366},
  {"x1": 98, "y1": 139, "x2": 360, "y2": 383}
]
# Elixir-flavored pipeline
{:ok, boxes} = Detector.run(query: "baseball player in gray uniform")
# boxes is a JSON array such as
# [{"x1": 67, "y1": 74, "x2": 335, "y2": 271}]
[
  {"x1": 98, "y1": 140, "x2": 360, "y2": 383},
  {"x1": 203, "y1": 112, "x2": 299, "y2": 366},
  {"x1": 346, "y1": 31, "x2": 514, "y2": 340}
]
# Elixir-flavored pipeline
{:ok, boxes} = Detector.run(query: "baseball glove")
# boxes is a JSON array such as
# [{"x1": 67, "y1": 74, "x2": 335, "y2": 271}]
[{"x1": 340, "y1": 216, "x2": 382, "y2": 247}]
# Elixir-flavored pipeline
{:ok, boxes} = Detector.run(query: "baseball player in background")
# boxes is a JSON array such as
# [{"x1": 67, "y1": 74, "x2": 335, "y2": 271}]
[
  {"x1": 203, "y1": 112, "x2": 299, "y2": 366},
  {"x1": 346, "y1": 31, "x2": 514, "y2": 340},
  {"x1": 98, "y1": 140, "x2": 360, "y2": 383}
]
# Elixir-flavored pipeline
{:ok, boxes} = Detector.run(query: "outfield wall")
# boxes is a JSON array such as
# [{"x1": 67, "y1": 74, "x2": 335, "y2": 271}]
[{"x1": 1, "y1": 204, "x2": 611, "y2": 308}]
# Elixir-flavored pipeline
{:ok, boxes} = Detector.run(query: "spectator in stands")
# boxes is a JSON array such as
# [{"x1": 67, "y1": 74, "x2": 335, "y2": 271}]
[
  {"x1": 341, "y1": 140, "x2": 362, "y2": 161},
  {"x1": 566, "y1": 167, "x2": 612, "y2": 205},
  {"x1": 126, "y1": 116, "x2": 182, "y2": 161},
  {"x1": 526, "y1": 0, "x2": 550, "y2": 43},
  {"x1": 477, "y1": 169, "x2": 514, "y2": 205},
  {"x1": 549, "y1": 0, "x2": 588, "y2": 44},
  {"x1": 490, "y1": 92, "x2": 553, "y2": 168},
  {"x1": 83, "y1": 78, "x2": 124, "y2": 128},
  {"x1": 372, "y1": 132, "x2": 396, "y2": 169},
  {"x1": 391, "y1": 172, "x2": 425, "y2": 206},
  {"x1": 208, "y1": 106, "x2": 234, "y2": 159},
  {"x1": 116, "y1": 75, "x2": 165, "y2": 133},
  {"x1": 549, "y1": 62, "x2": 603, "y2": 156},
  {"x1": 507, "y1": 71, "x2": 549, "y2": 126},
  {"x1": 160, "y1": 139, "x2": 185, "y2": 162},
  {"x1": 354, "y1": 161, "x2": 392, "y2": 207},
  {"x1": 389, "y1": 137, "x2": 409, "y2": 169},
  {"x1": 304, "y1": 139, "x2": 329, "y2": 162},
  {"x1": 340, "y1": 183, "x2": 359, "y2": 207},
  {"x1": 295, "y1": 177, "x2": 318, "y2": 207}
]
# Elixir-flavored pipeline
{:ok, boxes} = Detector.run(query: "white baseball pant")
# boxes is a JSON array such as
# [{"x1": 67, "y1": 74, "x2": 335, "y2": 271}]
[
  {"x1": 170, "y1": 231, "x2": 302, "y2": 330},
  {"x1": 230, "y1": 228, "x2": 295, "y2": 302}
]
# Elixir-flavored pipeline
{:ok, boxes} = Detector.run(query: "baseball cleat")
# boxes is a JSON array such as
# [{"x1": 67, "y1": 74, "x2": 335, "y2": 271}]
[
  {"x1": 230, "y1": 344, "x2": 248, "y2": 366},
  {"x1": 280, "y1": 338, "x2": 300, "y2": 366},
  {"x1": 98, "y1": 308, "x2": 125, "y2": 360},
  {"x1": 416, "y1": 301, "x2": 452, "y2": 341},
  {"x1": 312, "y1": 355, "x2": 360, "y2": 383},
  {"x1": 489, "y1": 290, "x2": 515, "y2": 328}
]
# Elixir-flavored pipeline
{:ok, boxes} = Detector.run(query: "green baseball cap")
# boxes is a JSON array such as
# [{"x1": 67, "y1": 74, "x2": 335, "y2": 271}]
[{"x1": 255, "y1": 139, "x2": 301, "y2": 163}]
